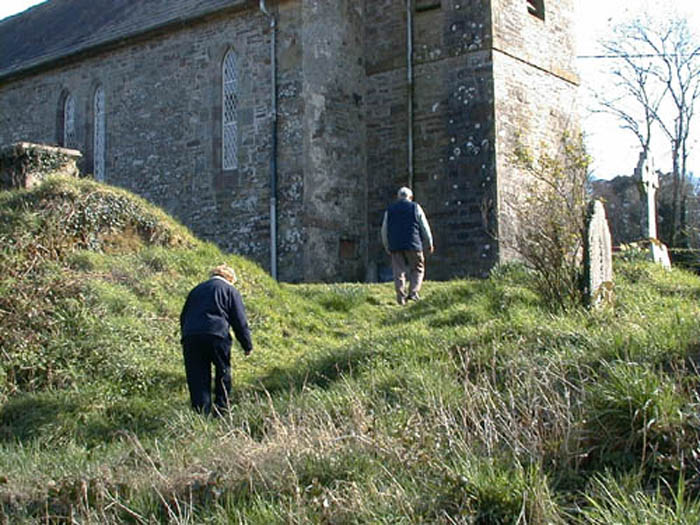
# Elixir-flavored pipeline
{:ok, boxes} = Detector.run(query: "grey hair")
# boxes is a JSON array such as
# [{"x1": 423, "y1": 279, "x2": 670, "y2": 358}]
[
  {"x1": 211, "y1": 264, "x2": 238, "y2": 284},
  {"x1": 397, "y1": 186, "x2": 413, "y2": 199}
]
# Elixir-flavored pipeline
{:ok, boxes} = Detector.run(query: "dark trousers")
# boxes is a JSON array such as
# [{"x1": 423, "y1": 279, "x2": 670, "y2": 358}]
[{"x1": 182, "y1": 334, "x2": 232, "y2": 415}]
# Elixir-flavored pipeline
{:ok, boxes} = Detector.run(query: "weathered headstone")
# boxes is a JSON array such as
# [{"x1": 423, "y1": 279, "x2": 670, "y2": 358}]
[
  {"x1": 585, "y1": 200, "x2": 614, "y2": 306},
  {"x1": 0, "y1": 142, "x2": 82, "y2": 190}
]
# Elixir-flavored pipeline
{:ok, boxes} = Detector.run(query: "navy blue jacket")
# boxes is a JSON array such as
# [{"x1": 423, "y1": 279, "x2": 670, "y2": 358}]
[
  {"x1": 180, "y1": 277, "x2": 253, "y2": 352},
  {"x1": 386, "y1": 199, "x2": 423, "y2": 251}
]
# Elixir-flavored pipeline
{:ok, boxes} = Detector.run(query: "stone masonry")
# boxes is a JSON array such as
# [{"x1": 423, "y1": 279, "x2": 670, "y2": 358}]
[
  {"x1": 0, "y1": 142, "x2": 82, "y2": 190},
  {"x1": 0, "y1": 0, "x2": 579, "y2": 282}
]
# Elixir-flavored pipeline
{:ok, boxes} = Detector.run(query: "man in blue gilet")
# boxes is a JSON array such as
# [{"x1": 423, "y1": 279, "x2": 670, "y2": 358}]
[{"x1": 381, "y1": 187, "x2": 435, "y2": 305}]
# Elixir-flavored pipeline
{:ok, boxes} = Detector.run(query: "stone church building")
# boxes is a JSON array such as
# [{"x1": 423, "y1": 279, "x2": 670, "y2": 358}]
[{"x1": 0, "y1": 0, "x2": 578, "y2": 282}]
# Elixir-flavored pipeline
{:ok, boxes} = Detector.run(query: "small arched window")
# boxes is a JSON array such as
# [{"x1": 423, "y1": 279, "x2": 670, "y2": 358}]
[
  {"x1": 63, "y1": 93, "x2": 77, "y2": 149},
  {"x1": 222, "y1": 49, "x2": 239, "y2": 170},
  {"x1": 93, "y1": 86, "x2": 106, "y2": 181}
]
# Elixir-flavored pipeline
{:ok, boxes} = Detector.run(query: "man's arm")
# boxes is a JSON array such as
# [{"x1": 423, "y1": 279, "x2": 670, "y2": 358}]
[
  {"x1": 416, "y1": 205, "x2": 434, "y2": 253},
  {"x1": 179, "y1": 292, "x2": 191, "y2": 334},
  {"x1": 380, "y1": 211, "x2": 390, "y2": 254},
  {"x1": 229, "y1": 289, "x2": 253, "y2": 354}
]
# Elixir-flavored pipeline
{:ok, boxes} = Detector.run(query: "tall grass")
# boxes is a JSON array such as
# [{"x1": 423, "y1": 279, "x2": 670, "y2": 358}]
[{"x1": 1, "y1": 177, "x2": 700, "y2": 522}]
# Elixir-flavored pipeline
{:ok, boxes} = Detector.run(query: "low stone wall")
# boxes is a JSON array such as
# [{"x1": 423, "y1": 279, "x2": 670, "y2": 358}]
[{"x1": 0, "y1": 142, "x2": 82, "y2": 190}]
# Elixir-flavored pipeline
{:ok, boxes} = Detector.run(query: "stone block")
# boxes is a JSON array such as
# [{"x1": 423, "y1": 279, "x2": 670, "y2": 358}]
[{"x1": 0, "y1": 142, "x2": 82, "y2": 190}]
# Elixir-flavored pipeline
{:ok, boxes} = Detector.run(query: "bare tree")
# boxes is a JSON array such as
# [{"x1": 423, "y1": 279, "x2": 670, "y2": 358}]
[
  {"x1": 596, "y1": 13, "x2": 700, "y2": 247},
  {"x1": 598, "y1": 26, "x2": 666, "y2": 165}
]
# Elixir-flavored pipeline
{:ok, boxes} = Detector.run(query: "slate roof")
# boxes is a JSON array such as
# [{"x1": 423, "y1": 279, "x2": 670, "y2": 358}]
[{"x1": 0, "y1": 0, "x2": 250, "y2": 81}]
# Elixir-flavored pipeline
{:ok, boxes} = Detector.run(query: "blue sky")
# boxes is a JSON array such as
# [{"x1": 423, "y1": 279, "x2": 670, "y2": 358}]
[
  {"x1": 575, "y1": 0, "x2": 699, "y2": 179},
  {"x1": 0, "y1": 0, "x2": 45, "y2": 20}
]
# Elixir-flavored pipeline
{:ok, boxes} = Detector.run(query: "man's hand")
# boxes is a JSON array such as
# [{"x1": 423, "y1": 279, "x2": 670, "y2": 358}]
[
  {"x1": 429, "y1": 245, "x2": 435, "y2": 254},
  {"x1": 245, "y1": 348, "x2": 253, "y2": 357}
]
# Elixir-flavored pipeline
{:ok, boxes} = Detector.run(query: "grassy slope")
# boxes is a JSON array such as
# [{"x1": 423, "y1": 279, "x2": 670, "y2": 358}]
[{"x1": 1, "y1": 177, "x2": 700, "y2": 523}]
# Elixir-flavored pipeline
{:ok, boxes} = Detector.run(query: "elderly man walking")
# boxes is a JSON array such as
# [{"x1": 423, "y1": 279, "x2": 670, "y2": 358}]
[
  {"x1": 381, "y1": 187, "x2": 434, "y2": 305},
  {"x1": 180, "y1": 264, "x2": 253, "y2": 415}
]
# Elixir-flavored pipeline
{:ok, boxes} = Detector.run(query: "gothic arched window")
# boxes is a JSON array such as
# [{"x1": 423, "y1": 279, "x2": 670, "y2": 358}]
[
  {"x1": 93, "y1": 86, "x2": 106, "y2": 181},
  {"x1": 63, "y1": 93, "x2": 77, "y2": 149},
  {"x1": 222, "y1": 49, "x2": 239, "y2": 170}
]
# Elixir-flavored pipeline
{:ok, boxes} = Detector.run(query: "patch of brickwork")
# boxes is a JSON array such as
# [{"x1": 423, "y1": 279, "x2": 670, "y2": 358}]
[
  {"x1": 492, "y1": 0, "x2": 580, "y2": 262},
  {"x1": 300, "y1": 0, "x2": 367, "y2": 282}
]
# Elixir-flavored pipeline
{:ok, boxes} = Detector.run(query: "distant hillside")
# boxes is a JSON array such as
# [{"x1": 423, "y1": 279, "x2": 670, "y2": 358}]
[{"x1": 1, "y1": 176, "x2": 700, "y2": 523}]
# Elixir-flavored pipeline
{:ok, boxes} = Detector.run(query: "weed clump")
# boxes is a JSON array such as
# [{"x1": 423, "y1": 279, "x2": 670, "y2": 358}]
[{"x1": 509, "y1": 131, "x2": 590, "y2": 310}]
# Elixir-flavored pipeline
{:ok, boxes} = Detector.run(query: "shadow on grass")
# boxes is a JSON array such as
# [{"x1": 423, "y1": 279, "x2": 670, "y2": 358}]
[
  {"x1": 0, "y1": 371, "x2": 185, "y2": 445},
  {"x1": 381, "y1": 282, "x2": 480, "y2": 325},
  {"x1": 0, "y1": 394, "x2": 80, "y2": 443},
  {"x1": 382, "y1": 279, "x2": 541, "y2": 328},
  {"x1": 250, "y1": 344, "x2": 373, "y2": 396}
]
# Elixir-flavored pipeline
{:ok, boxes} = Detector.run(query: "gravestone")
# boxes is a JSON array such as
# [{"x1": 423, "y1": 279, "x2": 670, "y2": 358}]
[
  {"x1": 0, "y1": 142, "x2": 82, "y2": 190},
  {"x1": 638, "y1": 153, "x2": 659, "y2": 239},
  {"x1": 585, "y1": 200, "x2": 614, "y2": 306},
  {"x1": 637, "y1": 154, "x2": 671, "y2": 269}
]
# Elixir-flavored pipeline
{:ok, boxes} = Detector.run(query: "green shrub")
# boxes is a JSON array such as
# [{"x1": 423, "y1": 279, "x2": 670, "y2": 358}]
[
  {"x1": 437, "y1": 459, "x2": 562, "y2": 523},
  {"x1": 509, "y1": 131, "x2": 590, "y2": 310}
]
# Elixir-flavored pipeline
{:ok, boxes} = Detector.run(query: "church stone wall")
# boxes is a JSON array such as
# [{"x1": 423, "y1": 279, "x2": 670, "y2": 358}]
[
  {"x1": 0, "y1": 0, "x2": 580, "y2": 283},
  {"x1": 0, "y1": 75, "x2": 67, "y2": 151},
  {"x1": 264, "y1": 0, "x2": 369, "y2": 283},
  {"x1": 300, "y1": 0, "x2": 367, "y2": 282},
  {"x1": 365, "y1": 0, "x2": 497, "y2": 280},
  {"x1": 274, "y1": 1, "x2": 306, "y2": 282},
  {"x1": 491, "y1": 0, "x2": 579, "y2": 261},
  {"x1": 0, "y1": 5, "x2": 278, "y2": 273}
]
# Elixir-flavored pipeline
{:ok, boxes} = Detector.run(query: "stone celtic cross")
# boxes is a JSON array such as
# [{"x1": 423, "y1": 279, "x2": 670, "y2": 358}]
[
  {"x1": 640, "y1": 154, "x2": 659, "y2": 239},
  {"x1": 636, "y1": 152, "x2": 671, "y2": 268}
]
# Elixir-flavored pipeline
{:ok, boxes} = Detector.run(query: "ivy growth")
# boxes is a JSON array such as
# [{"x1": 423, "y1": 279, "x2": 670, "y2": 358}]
[{"x1": 1, "y1": 144, "x2": 78, "y2": 189}]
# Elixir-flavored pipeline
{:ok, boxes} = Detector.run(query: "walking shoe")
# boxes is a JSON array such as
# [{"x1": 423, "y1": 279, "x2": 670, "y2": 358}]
[{"x1": 407, "y1": 293, "x2": 420, "y2": 301}]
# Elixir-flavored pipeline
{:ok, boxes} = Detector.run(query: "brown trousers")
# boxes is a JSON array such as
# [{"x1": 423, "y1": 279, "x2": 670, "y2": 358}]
[{"x1": 390, "y1": 250, "x2": 425, "y2": 304}]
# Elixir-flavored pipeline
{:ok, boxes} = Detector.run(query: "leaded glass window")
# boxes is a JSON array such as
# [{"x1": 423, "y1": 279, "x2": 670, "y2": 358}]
[
  {"x1": 222, "y1": 50, "x2": 239, "y2": 170},
  {"x1": 63, "y1": 94, "x2": 77, "y2": 149},
  {"x1": 94, "y1": 86, "x2": 106, "y2": 181}
]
